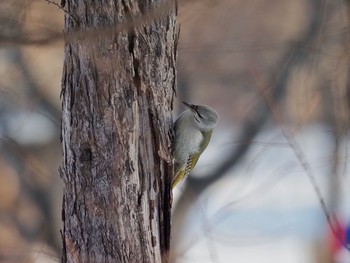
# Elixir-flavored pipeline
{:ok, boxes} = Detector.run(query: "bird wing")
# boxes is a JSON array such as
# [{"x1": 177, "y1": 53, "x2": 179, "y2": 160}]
[
  {"x1": 171, "y1": 130, "x2": 213, "y2": 189},
  {"x1": 172, "y1": 155, "x2": 193, "y2": 189}
]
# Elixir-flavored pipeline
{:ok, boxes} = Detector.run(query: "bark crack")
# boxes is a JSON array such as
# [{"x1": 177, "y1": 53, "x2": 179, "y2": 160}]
[{"x1": 128, "y1": 31, "x2": 141, "y2": 91}]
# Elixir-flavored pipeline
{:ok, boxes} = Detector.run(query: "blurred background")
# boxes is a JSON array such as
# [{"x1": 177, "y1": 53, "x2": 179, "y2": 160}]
[{"x1": 0, "y1": 0, "x2": 350, "y2": 262}]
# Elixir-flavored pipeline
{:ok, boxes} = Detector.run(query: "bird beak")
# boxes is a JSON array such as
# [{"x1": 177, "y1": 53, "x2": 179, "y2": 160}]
[
  {"x1": 182, "y1": 101, "x2": 196, "y2": 112},
  {"x1": 183, "y1": 101, "x2": 202, "y2": 119}
]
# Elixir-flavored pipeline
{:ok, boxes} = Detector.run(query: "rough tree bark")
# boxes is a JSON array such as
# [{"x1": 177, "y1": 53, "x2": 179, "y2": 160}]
[{"x1": 60, "y1": 1, "x2": 177, "y2": 262}]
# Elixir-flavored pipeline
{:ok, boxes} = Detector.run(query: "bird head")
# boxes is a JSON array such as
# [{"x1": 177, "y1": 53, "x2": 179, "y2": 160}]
[{"x1": 183, "y1": 101, "x2": 219, "y2": 131}]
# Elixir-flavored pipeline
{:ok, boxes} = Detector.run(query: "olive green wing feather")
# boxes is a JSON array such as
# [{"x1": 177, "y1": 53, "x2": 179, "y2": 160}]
[{"x1": 172, "y1": 130, "x2": 213, "y2": 189}]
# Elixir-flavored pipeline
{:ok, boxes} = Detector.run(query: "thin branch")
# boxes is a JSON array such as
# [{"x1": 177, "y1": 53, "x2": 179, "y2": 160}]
[
  {"x1": 183, "y1": 0, "x2": 326, "y2": 193},
  {"x1": 248, "y1": 61, "x2": 350, "y2": 251},
  {"x1": 0, "y1": 0, "x2": 176, "y2": 47},
  {"x1": 43, "y1": 0, "x2": 76, "y2": 22},
  {"x1": 172, "y1": 0, "x2": 330, "y2": 252}
]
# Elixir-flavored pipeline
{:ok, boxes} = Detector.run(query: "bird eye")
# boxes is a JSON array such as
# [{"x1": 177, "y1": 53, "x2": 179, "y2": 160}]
[{"x1": 194, "y1": 107, "x2": 203, "y2": 118}]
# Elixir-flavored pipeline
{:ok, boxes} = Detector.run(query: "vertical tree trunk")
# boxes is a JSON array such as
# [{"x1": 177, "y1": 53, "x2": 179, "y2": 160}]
[{"x1": 60, "y1": 1, "x2": 177, "y2": 262}]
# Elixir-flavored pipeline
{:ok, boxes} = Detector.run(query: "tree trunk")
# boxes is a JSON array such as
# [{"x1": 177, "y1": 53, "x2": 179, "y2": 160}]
[{"x1": 60, "y1": 1, "x2": 177, "y2": 262}]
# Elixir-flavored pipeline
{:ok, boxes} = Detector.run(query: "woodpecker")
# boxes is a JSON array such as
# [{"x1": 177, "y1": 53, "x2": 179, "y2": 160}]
[{"x1": 172, "y1": 102, "x2": 219, "y2": 189}]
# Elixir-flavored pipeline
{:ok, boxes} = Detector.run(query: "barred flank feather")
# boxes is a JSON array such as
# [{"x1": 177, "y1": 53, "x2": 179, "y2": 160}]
[
  {"x1": 172, "y1": 130, "x2": 212, "y2": 189},
  {"x1": 184, "y1": 155, "x2": 193, "y2": 178}
]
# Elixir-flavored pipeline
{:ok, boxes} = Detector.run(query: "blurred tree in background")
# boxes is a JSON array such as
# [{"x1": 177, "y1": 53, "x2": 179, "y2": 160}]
[{"x1": 0, "y1": 0, "x2": 350, "y2": 262}]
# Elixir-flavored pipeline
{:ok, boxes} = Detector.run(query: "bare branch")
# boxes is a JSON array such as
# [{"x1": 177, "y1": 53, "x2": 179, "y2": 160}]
[
  {"x1": 0, "y1": 0, "x2": 176, "y2": 47},
  {"x1": 43, "y1": 0, "x2": 77, "y2": 22},
  {"x1": 183, "y1": 0, "x2": 327, "y2": 193},
  {"x1": 250, "y1": 61, "x2": 350, "y2": 251}
]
